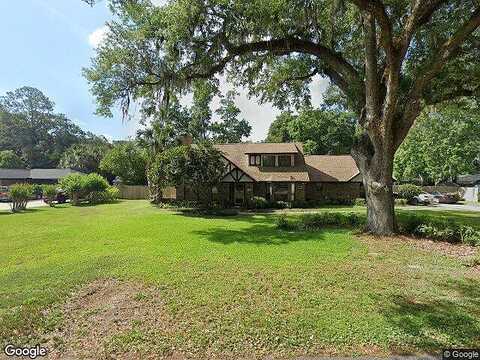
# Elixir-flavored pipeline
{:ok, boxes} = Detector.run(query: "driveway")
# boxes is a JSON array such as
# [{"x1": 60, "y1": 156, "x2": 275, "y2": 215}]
[
  {"x1": 403, "y1": 203, "x2": 480, "y2": 212},
  {"x1": 0, "y1": 199, "x2": 48, "y2": 211}
]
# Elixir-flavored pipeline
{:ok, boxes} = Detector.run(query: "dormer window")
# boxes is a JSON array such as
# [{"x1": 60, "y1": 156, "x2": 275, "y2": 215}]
[
  {"x1": 278, "y1": 155, "x2": 292, "y2": 167},
  {"x1": 248, "y1": 153, "x2": 295, "y2": 167},
  {"x1": 249, "y1": 154, "x2": 261, "y2": 166},
  {"x1": 262, "y1": 155, "x2": 276, "y2": 167}
]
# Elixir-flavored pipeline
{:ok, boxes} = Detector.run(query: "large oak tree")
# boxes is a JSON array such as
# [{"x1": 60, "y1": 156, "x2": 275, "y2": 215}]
[{"x1": 84, "y1": 0, "x2": 480, "y2": 234}]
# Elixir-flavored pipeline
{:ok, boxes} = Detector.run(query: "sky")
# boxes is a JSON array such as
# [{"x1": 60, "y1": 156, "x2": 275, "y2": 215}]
[{"x1": 0, "y1": 0, "x2": 328, "y2": 142}]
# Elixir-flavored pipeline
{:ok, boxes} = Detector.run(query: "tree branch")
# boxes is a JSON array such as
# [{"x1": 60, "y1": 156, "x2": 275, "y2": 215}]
[
  {"x1": 350, "y1": 0, "x2": 395, "y2": 64},
  {"x1": 362, "y1": 11, "x2": 381, "y2": 124},
  {"x1": 184, "y1": 37, "x2": 364, "y2": 102},
  {"x1": 277, "y1": 68, "x2": 319, "y2": 87},
  {"x1": 397, "y1": 0, "x2": 448, "y2": 59},
  {"x1": 395, "y1": 7, "x2": 480, "y2": 148},
  {"x1": 425, "y1": 85, "x2": 480, "y2": 105},
  {"x1": 414, "y1": 7, "x2": 480, "y2": 93}
]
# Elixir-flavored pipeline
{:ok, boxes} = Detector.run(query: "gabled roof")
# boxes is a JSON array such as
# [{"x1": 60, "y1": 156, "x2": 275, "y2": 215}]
[
  {"x1": 215, "y1": 143, "x2": 361, "y2": 183},
  {"x1": 305, "y1": 155, "x2": 361, "y2": 182},
  {"x1": 215, "y1": 143, "x2": 309, "y2": 182},
  {"x1": 0, "y1": 169, "x2": 30, "y2": 179},
  {"x1": 0, "y1": 168, "x2": 82, "y2": 180},
  {"x1": 242, "y1": 142, "x2": 301, "y2": 154},
  {"x1": 29, "y1": 169, "x2": 82, "y2": 179}
]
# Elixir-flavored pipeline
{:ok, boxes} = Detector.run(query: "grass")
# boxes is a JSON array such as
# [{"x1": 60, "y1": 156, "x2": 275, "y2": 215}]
[{"x1": 0, "y1": 200, "x2": 479, "y2": 357}]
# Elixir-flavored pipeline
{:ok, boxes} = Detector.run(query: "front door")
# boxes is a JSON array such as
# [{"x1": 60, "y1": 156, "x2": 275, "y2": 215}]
[{"x1": 234, "y1": 183, "x2": 245, "y2": 205}]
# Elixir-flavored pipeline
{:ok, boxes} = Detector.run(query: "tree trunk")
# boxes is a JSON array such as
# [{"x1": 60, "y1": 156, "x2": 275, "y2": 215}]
[
  {"x1": 363, "y1": 173, "x2": 396, "y2": 235},
  {"x1": 353, "y1": 136, "x2": 396, "y2": 235}
]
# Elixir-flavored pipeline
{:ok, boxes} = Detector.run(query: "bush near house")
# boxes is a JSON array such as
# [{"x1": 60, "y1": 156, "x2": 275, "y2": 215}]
[
  {"x1": 275, "y1": 211, "x2": 480, "y2": 246},
  {"x1": 396, "y1": 184, "x2": 422, "y2": 202},
  {"x1": 59, "y1": 173, "x2": 112, "y2": 205},
  {"x1": 42, "y1": 185, "x2": 58, "y2": 207},
  {"x1": 8, "y1": 184, "x2": 33, "y2": 212},
  {"x1": 399, "y1": 214, "x2": 480, "y2": 246},
  {"x1": 86, "y1": 186, "x2": 120, "y2": 204},
  {"x1": 248, "y1": 196, "x2": 269, "y2": 209},
  {"x1": 276, "y1": 212, "x2": 362, "y2": 231}
]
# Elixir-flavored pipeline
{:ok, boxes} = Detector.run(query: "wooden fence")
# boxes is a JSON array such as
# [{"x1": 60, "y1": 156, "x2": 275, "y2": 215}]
[{"x1": 116, "y1": 184, "x2": 176, "y2": 200}]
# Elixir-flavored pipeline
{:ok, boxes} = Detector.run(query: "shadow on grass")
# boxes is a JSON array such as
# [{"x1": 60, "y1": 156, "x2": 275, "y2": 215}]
[
  {"x1": 192, "y1": 223, "x2": 341, "y2": 245},
  {"x1": 382, "y1": 278, "x2": 480, "y2": 353},
  {"x1": 0, "y1": 208, "x2": 45, "y2": 216}
]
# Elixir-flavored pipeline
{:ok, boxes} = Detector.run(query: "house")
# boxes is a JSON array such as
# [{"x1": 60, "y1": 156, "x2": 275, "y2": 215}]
[
  {"x1": 0, "y1": 168, "x2": 82, "y2": 186},
  {"x1": 176, "y1": 142, "x2": 363, "y2": 205}
]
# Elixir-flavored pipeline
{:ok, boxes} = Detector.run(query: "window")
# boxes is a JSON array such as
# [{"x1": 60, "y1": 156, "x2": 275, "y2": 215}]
[
  {"x1": 262, "y1": 155, "x2": 275, "y2": 167},
  {"x1": 274, "y1": 183, "x2": 289, "y2": 201},
  {"x1": 278, "y1": 155, "x2": 292, "y2": 167},
  {"x1": 249, "y1": 155, "x2": 261, "y2": 166}
]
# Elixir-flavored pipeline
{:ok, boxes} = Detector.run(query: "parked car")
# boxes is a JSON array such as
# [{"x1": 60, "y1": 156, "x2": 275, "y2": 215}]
[
  {"x1": 408, "y1": 192, "x2": 435, "y2": 205},
  {"x1": 438, "y1": 192, "x2": 461, "y2": 204},
  {"x1": 0, "y1": 186, "x2": 10, "y2": 202},
  {"x1": 56, "y1": 189, "x2": 68, "y2": 204}
]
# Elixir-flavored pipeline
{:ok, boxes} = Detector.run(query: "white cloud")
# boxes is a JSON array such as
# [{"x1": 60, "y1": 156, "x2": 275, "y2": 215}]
[{"x1": 88, "y1": 26, "x2": 108, "y2": 48}]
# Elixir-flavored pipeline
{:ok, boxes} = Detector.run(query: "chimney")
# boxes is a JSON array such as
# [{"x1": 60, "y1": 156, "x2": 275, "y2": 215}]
[{"x1": 179, "y1": 134, "x2": 193, "y2": 145}]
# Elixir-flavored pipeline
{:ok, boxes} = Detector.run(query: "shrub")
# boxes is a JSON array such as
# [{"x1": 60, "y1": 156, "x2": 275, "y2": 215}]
[
  {"x1": 398, "y1": 214, "x2": 480, "y2": 246},
  {"x1": 354, "y1": 198, "x2": 366, "y2": 206},
  {"x1": 59, "y1": 173, "x2": 85, "y2": 205},
  {"x1": 275, "y1": 212, "x2": 364, "y2": 231},
  {"x1": 107, "y1": 186, "x2": 120, "y2": 201},
  {"x1": 83, "y1": 173, "x2": 109, "y2": 194},
  {"x1": 32, "y1": 184, "x2": 43, "y2": 199},
  {"x1": 9, "y1": 183, "x2": 33, "y2": 212},
  {"x1": 395, "y1": 198, "x2": 408, "y2": 206},
  {"x1": 460, "y1": 226, "x2": 480, "y2": 246},
  {"x1": 291, "y1": 199, "x2": 309, "y2": 208},
  {"x1": 59, "y1": 173, "x2": 109, "y2": 205},
  {"x1": 275, "y1": 214, "x2": 295, "y2": 230},
  {"x1": 271, "y1": 200, "x2": 290, "y2": 209},
  {"x1": 155, "y1": 200, "x2": 200, "y2": 209},
  {"x1": 398, "y1": 213, "x2": 427, "y2": 234},
  {"x1": 249, "y1": 196, "x2": 268, "y2": 209},
  {"x1": 86, "y1": 186, "x2": 119, "y2": 205},
  {"x1": 397, "y1": 184, "x2": 422, "y2": 201},
  {"x1": 42, "y1": 185, "x2": 58, "y2": 207}
]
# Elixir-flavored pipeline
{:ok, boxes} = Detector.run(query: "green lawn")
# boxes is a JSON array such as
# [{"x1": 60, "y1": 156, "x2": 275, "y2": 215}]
[{"x1": 0, "y1": 201, "x2": 479, "y2": 358}]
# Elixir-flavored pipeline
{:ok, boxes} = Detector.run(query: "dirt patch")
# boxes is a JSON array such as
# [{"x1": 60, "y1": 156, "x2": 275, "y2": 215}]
[
  {"x1": 45, "y1": 278, "x2": 176, "y2": 359},
  {"x1": 360, "y1": 234, "x2": 478, "y2": 260}
]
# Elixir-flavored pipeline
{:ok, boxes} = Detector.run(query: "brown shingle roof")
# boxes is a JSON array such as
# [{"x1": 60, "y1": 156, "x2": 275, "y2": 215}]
[
  {"x1": 305, "y1": 155, "x2": 360, "y2": 182},
  {"x1": 215, "y1": 143, "x2": 309, "y2": 182},
  {"x1": 242, "y1": 142, "x2": 301, "y2": 154},
  {"x1": 215, "y1": 143, "x2": 361, "y2": 183}
]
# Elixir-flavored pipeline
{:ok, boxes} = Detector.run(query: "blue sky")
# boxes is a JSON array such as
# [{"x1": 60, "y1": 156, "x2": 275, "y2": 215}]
[{"x1": 0, "y1": 0, "x2": 328, "y2": 142}]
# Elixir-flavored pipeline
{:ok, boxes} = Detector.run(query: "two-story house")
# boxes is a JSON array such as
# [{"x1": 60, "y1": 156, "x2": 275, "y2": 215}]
[{"x1": 176, "y1": 142, "x2": 363, "y2": 205}]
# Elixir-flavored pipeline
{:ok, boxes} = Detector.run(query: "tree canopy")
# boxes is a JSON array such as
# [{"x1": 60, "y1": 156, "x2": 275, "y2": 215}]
[
  {"x1": 100, "y1": 141, "x2": 148, "y2": 185},
  {"x1": 0, "y1": 150, "x2": 25, "y2": 169},
  {"x1": 266, "y1": 106, "x2": 356, "y2": 154},
  {"x1": 147, "y1": 142, "x2": 226, "y2": 205},
  {"x1": 394, "y1": 103, "x2": 480, "y2": 185},
  {"x1": 84, "y1": 0, "x2": 480, "y2": 234},
  {"x1": 0, "y1": 87, "x2": 90, "y2": 168},
  {"x1": 59, "y1": 136, "x2": 112, "y2": 174}
]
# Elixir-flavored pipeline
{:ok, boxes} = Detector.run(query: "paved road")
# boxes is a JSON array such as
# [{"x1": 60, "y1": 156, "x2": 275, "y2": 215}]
[
  {"x1": 403, "y1": 203, "x2": 480, "y2": 212},
  {"x1": 0, "y1": 199, "x2": 48, "y2": 211}
]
